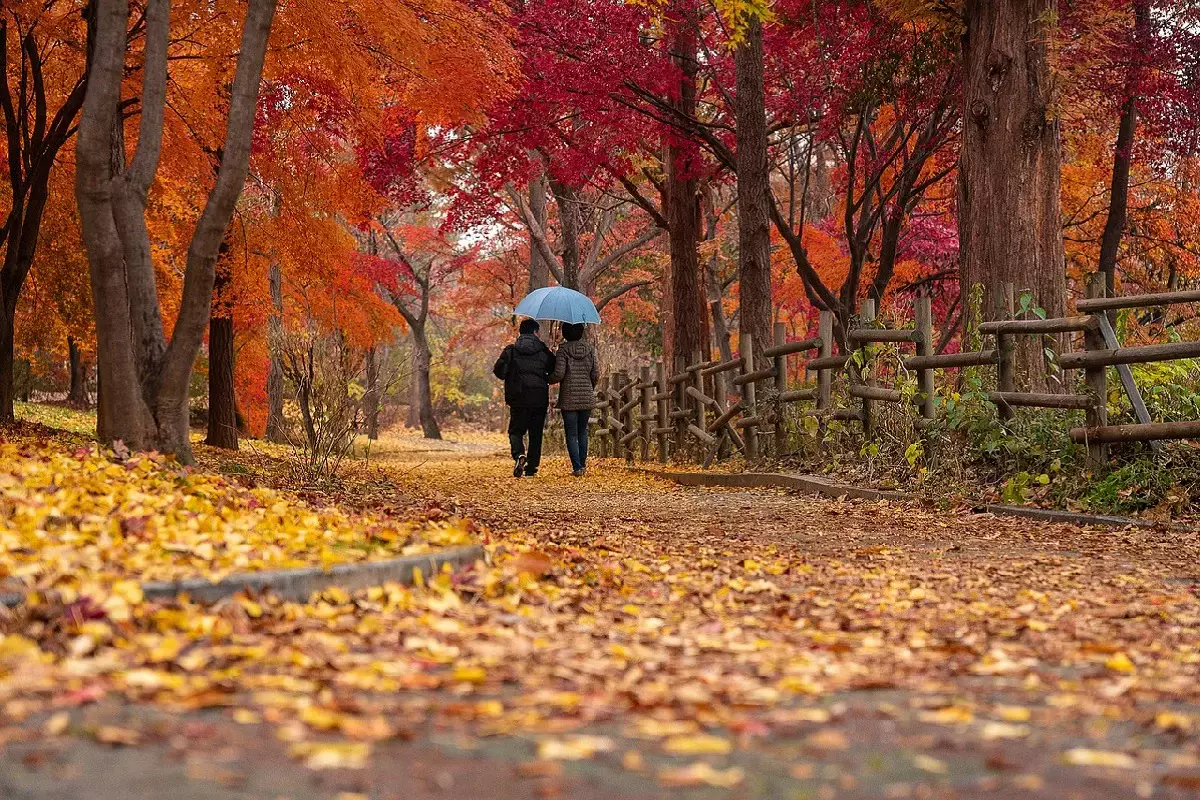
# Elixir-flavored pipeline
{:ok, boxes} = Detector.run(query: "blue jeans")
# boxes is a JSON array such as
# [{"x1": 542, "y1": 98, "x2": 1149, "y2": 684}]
[{"x1": 562, "y1": 409, "x2": 591, "y2": 472}]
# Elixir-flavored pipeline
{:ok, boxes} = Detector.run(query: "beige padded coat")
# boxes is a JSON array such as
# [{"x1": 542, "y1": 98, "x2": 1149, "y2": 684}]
[{"x1": 551, "y1": 340, "x2": 600, "y2": 411}]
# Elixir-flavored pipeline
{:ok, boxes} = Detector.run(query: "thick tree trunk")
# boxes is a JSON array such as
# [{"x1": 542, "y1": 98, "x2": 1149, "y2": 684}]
[
  {"x1": 265, "y1": 261, "x2": 286, "y2": 442},
  {"x1": 528, "y1": 171, "x2": 551, "y2": 291},
  {"x1": 411, "y1": 326, "x2": 441, "y2": 440},
  {"x1": 550, "y1": 180, "x2": 581, "y2": 290},
  {"x1": 734, "y1": 18, "x2": 772, "y2": 359},
  {"x1": 67, "y1": 337, "x2": 89, "y2": 408},
  {"x1": 205, "y1": 266, "x2": 238, "y2": 449},
  {"x1": 959, "y1": 0, "x2": 1066, "y2": 389},
  {"x1": 665, "y1": 17, "x2": 706, "y2": 366},
  {"x1": 75, "y1": 0, "x2": 277, "y2": 462},
  {"x1": 0, "y1": 305, "x2": 13, "y2": 422},
  {"x1": 364, "y1": 346, "x2": 380, "y2": 440}
]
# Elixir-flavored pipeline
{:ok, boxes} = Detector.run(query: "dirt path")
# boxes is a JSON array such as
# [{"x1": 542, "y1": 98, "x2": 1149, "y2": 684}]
[{"x1": 4, "y1": 451, "x2": 1199, "y2": 799}]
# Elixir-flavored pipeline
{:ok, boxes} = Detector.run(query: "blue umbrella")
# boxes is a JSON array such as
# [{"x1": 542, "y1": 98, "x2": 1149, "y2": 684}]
[{"x1": 514, "y1": 286, "x2": 601, "y2": 325}]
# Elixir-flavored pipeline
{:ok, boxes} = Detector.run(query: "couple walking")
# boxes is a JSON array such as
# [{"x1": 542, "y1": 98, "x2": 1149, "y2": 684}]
[{"x1": 493, "y1": 319, "x2": 598, "y2": 478}]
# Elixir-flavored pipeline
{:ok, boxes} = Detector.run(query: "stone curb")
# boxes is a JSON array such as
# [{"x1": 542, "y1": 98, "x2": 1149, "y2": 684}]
[
  {"x1": 0, "y1": 544, "x2": 485, "y2": 609},
  {"x1": 633, "y1": 468, "x2": 1197, "y2": 532}
]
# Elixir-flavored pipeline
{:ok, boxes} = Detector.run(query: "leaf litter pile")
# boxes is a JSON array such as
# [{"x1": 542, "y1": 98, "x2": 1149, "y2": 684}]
[{"x1": 2, "y1": 436, "x2": 1200, "y2": 797}]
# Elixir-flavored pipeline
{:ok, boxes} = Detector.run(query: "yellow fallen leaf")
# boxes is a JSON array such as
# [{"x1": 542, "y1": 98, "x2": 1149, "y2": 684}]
[
  {"x1": 1105, "y1": 652, "x2": 1136, "y2": 674},
  {"x1": 981, "y1": 722, "x2": 1030, "y2": 740},
  {"x1": 43, "y1": 712, "x2": 70, "y2": 737},
  {"x1": 918, "y1": 705, "x2": 973, "y2": 725},
  {"x1": 663, "y1": 734, "x2": 732, "y2": 755},
  {"x1": 1063, "y1": 749, "x2": 1136, "y2": 769},
  {"x1": 622, "y1": 750, "x2": 645, "y2": 771},
  {"x1": 232, "y1": 709, "x2": 261, "y2": 725},
  {"x1": 995, "y1": 705, "x2": 1031, "y2": 722},
  {"x1": 452, "y1": 665, "x2": 487, "y2": 684},
  {"x1": 537, "y1": 735, "x2": 615, "y2": 761},
  {"x1": 913, "y1": 754, "x2": 947, "y2": 774},
  {"x1": 803, "y1": 729, "x2": 849, "y2": 751},
  {"x1": 1155, "y1": 710, "x2": 1192, "y2": 732},
  {"x1": 658, "y1": 762, "x2": 744, "y2": 788},
  {"x1": 290, "y1": 742, "x2": 370, "y2": 770}
]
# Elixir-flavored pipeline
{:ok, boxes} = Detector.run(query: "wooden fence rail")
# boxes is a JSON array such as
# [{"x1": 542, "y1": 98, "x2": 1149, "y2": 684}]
[{"x1": 588, "y1": 285, "x2": 1200, "y2": 467}]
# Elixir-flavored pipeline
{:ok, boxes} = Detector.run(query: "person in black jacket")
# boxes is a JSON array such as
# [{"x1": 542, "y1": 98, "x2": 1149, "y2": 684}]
[{"x1": 493, "y1": 319, "x2": 557, "y2": 477}]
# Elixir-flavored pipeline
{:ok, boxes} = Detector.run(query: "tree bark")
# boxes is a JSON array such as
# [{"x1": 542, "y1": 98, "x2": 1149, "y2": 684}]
[
  {"x1": 1097, "y1": 0, "x2": 1149, "y2": 300},
  {"x1": 265, "y1": 261, "x2": 286, "y2": 442},
  {"x1": 550, "y1": 180, "x2": 581, "y2": 290},
  {"x1": 0, "y1": 306, "x2": 13, "y2": 422},
  {"x1": 67, "y1": 337, "x2": 89, "y2": 408},
  {"x1": 734, "y1": 18, "x2": 772, "y2": 359},
  {"x1": 665, "y1": 15, "x2": 706, "y2": 365},
  {"x1": 205, "y1": 263, "x2": 238, "y2": 449},
  {"x1": 364, "y1": 345, "x2": 380, "y2": 440},
  {"x1": 76, "y1": 0, "x2": 277, "y2": 462},
  {"x1": 528, "y1": 169, "x2": 551, "y2": 291},
  {"x1": 411, "y1": 325, "x2": 441, "y2": 440},
  {"x1": 959, "y1": 0, "x2": 1066, "y2": 389}
]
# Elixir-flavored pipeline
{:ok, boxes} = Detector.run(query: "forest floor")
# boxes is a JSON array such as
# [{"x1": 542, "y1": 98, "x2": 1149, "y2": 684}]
[{"x1": 2, "y1": 412, "x2": 1200, "y2": 798}]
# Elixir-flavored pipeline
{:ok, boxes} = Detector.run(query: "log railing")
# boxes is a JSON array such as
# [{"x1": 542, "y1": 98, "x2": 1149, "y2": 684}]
[{"x1": 588, "y1": 285, "x2": 1200, "y2": 467}]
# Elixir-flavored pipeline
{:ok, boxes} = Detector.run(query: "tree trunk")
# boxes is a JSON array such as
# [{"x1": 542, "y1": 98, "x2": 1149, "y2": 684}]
[
  {"x1": 734, "y1": 17, "x2": 772, "y2": 359},
  {"x1": 703, "y1": 191, "x2": 733, "y2": 363},
  {"x1": 528, "y1": 170, "x2": 551, "y2": 291},
  {"x1": 205, "y1": 264, "x2": 238, "y2": 449},
  {"x1": 411, "y1": 326, "x2": 441, "y2": 440},
  {"x1": 1097, "y1": 0, "x2": 1149, "y2": 300},
  {"x1": 67, "y1": 337, "x2": 89, "y2": 408},
  {"x1": 0, "y1": 305, "x2": 13, "y2": 422},
  {"x1": 665, "y1": 16, "x2": 706, "y2": 365},
  {"x1": 265, "y1": 261, "x2": 286, "y2": 442},
  {"x1": 364, "y1": 345, "x2": 380, "y2": 440},
  {"x1": 959, "y1": 0, "x2": 1066, "y2": 389},
  {"x1": 75, "y1": 0, "x2": 277, "y2": 463},
  {"x1": 550, "y1": 180, "x2": 581, "y2": 290}
]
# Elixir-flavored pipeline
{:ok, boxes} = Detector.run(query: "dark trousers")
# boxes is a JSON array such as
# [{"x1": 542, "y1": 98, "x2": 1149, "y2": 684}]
[
  {"x1": 508, "y1": 405, "x2": 547, "y2": 474},
  {"x1": 562, "y1": 409, "x2": 591, "y2": 472}
]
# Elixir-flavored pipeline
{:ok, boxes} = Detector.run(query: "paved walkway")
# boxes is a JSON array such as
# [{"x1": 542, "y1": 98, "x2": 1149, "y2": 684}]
[{"x1": 3, "y1": 450, "x2": 1199, "y2": 798}]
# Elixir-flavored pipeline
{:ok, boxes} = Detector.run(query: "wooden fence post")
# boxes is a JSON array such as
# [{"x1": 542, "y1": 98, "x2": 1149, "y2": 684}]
[
  {"x1": 741, "y1": 331, "x2": 758, "y2": 461},
  {"x1": 774, "y1": 321, "x2": 788, "y2": 456},
  {"x1": 674, "y1": 355, "x2": 688, "y2": 458},
  {"x1": 639, "y1": 365, "x2": 652, "y2": 462},
  {"x1": 655, "y1": 360, "x2": 669, "y2": 462},
  {"x1": 915, "y1": 296, "x2": 935, "y2": 425},
  {"x1": 624, "y1": 372, "x2": 637, "y2": 464},
  {"x1": 691, "y1": 350, "x2": 706, "y2": 454},
  {"x1": 1084, "y1": 274, "x2": 1109, "y2": 465},
  {"x1": 610, "y1": 374, "x2": 624, "y2": 460},
  {"x1": 996, "y1": 282, "x2": 1016, "y2": 421},
  {"x1": 858, "y1": 298, "x2": 877, "y2": 437}
]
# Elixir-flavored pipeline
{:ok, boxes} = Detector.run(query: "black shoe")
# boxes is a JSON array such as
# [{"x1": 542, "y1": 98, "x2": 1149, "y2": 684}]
[
  {"x1": 572, "y1": 469, "x2": 584, "y2": 477},
  {"x1": 524, "y1": 469, "x2": 537, "y2": 477},
  {"x1": 514, "y1": 455, "x2": 526, "y2": 477}
]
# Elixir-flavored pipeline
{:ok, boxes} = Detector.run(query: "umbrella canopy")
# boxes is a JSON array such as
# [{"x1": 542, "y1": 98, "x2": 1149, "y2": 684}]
[{"x1": 514, "y1": 286, "x2": 601, "y2": 325}]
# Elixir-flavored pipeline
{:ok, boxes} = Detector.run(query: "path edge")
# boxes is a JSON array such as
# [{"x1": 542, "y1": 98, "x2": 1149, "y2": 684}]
[
  {"x1": 631, "y1": 468, "x2": 1195, "y2": 532},
  {"x1": 1, "y1": 544, "x2": 485, "y2": 609}
]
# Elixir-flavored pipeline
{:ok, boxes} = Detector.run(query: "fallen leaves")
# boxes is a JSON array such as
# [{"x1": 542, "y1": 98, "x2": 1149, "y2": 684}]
[{"x1": 658, "y1": 762, "x2": 745, "y2": 788}]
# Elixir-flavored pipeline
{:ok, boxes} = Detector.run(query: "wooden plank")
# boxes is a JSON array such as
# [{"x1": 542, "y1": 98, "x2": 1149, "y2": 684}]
[
  {"x1": 904, "y1": 350, "x2": 997, "y2": 370},
  {"x1": 1069, "y1": 420, "x2": 1200, "y2": 443},
  {"x1": 707, "y1": 400, "x2": 744, "y2": 432},
  {"x1": 686, "y1": 423, "x2": 717, "y2": 445},
  {"x1": 773, "y1": 323, "x2": 788, "y2": 456},
  {"x1": 989, "y1": 391, "x2": 1095, "y2": 410},
  {"x1": 806, "y1": 354, "x2": 849, "y2": 371},
  {"x1": 763, "y1": 336, "x2": 823, "y2": 358},
  {"x1": 847, "y1": 328, "x2": 922, "y2": 344},
  {"x1": 685, "y1": 359, "x2": 720, "y2": 373},
  {"x1": 700, "y1": 357, "x2": 744, "y2": 376},
  {"x1": 1076, "y1": 288, "x2": 1200, "y2": 312},
  {"x1": 979, "y1": 316, "x2": 1097, "y2": 335},
  {"x1": 1083, "y1": 275, "x2": 1109, "y2": 465},
  {"x1": 741, "y1": 332, "x2": 758, "y2": 461},
  {"x1": 1058, "y1": 340, "x2": 1200, "y2": 370},
  {"x1": 849, "y1": 385, "x2": 907, "y2": 403},
  {"x1": 732, "y1": 366, "x2": 776, "y2": 386},
  {"x1": 734, "y1": 415, "x2": 767, "y2": 428},
  {"x1": 684, "y1": 385, "x2": 716, "y2": 407},
  {"x1": 655, "y1": 360, "x2": 669, "y2": 463},
  {"x1": 639, "y1": 365, "x2": 652, "y2": 463}
]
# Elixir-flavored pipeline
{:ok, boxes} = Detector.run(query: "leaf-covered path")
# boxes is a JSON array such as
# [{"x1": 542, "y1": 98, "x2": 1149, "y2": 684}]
[{"x1": 3, "y1": 444, "x2": 1200, "y2": 799}]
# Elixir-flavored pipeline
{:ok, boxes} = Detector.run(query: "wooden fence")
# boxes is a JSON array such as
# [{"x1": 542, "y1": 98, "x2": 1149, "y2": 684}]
[{"x1": 590, "y1": 284, "x2": 1200, "y2": 467}]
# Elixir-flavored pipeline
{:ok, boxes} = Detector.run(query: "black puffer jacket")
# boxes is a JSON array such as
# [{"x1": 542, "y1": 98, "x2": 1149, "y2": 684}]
[{"x1": 493, "y1": 334, "x2": 557, "y2": 408}]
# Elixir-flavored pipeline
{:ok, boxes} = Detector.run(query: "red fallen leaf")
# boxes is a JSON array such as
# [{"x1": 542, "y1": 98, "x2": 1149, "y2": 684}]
[
  {"x1": 120, "y1": 516, "x2": 151, "y2": 538},
  {"x1": 58, "y1": 684, "x2": 107, "y2": 706},
  {"x1": 510, "y1": 551, "x2": 554, "y2": 578}
]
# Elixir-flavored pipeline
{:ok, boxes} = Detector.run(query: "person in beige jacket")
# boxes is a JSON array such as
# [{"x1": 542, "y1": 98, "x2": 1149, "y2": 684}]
[{"x1": 550, "y1": 323, "x2": 600, "y2": 476}]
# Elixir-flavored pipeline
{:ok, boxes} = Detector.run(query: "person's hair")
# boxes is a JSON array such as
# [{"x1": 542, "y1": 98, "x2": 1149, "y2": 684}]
[
  {"x1": 519, "y1": 319, "x2": 540, "y2": 335},
  {"x1": 562, "y1": 323, "x2": 585, "y2": 342}
]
